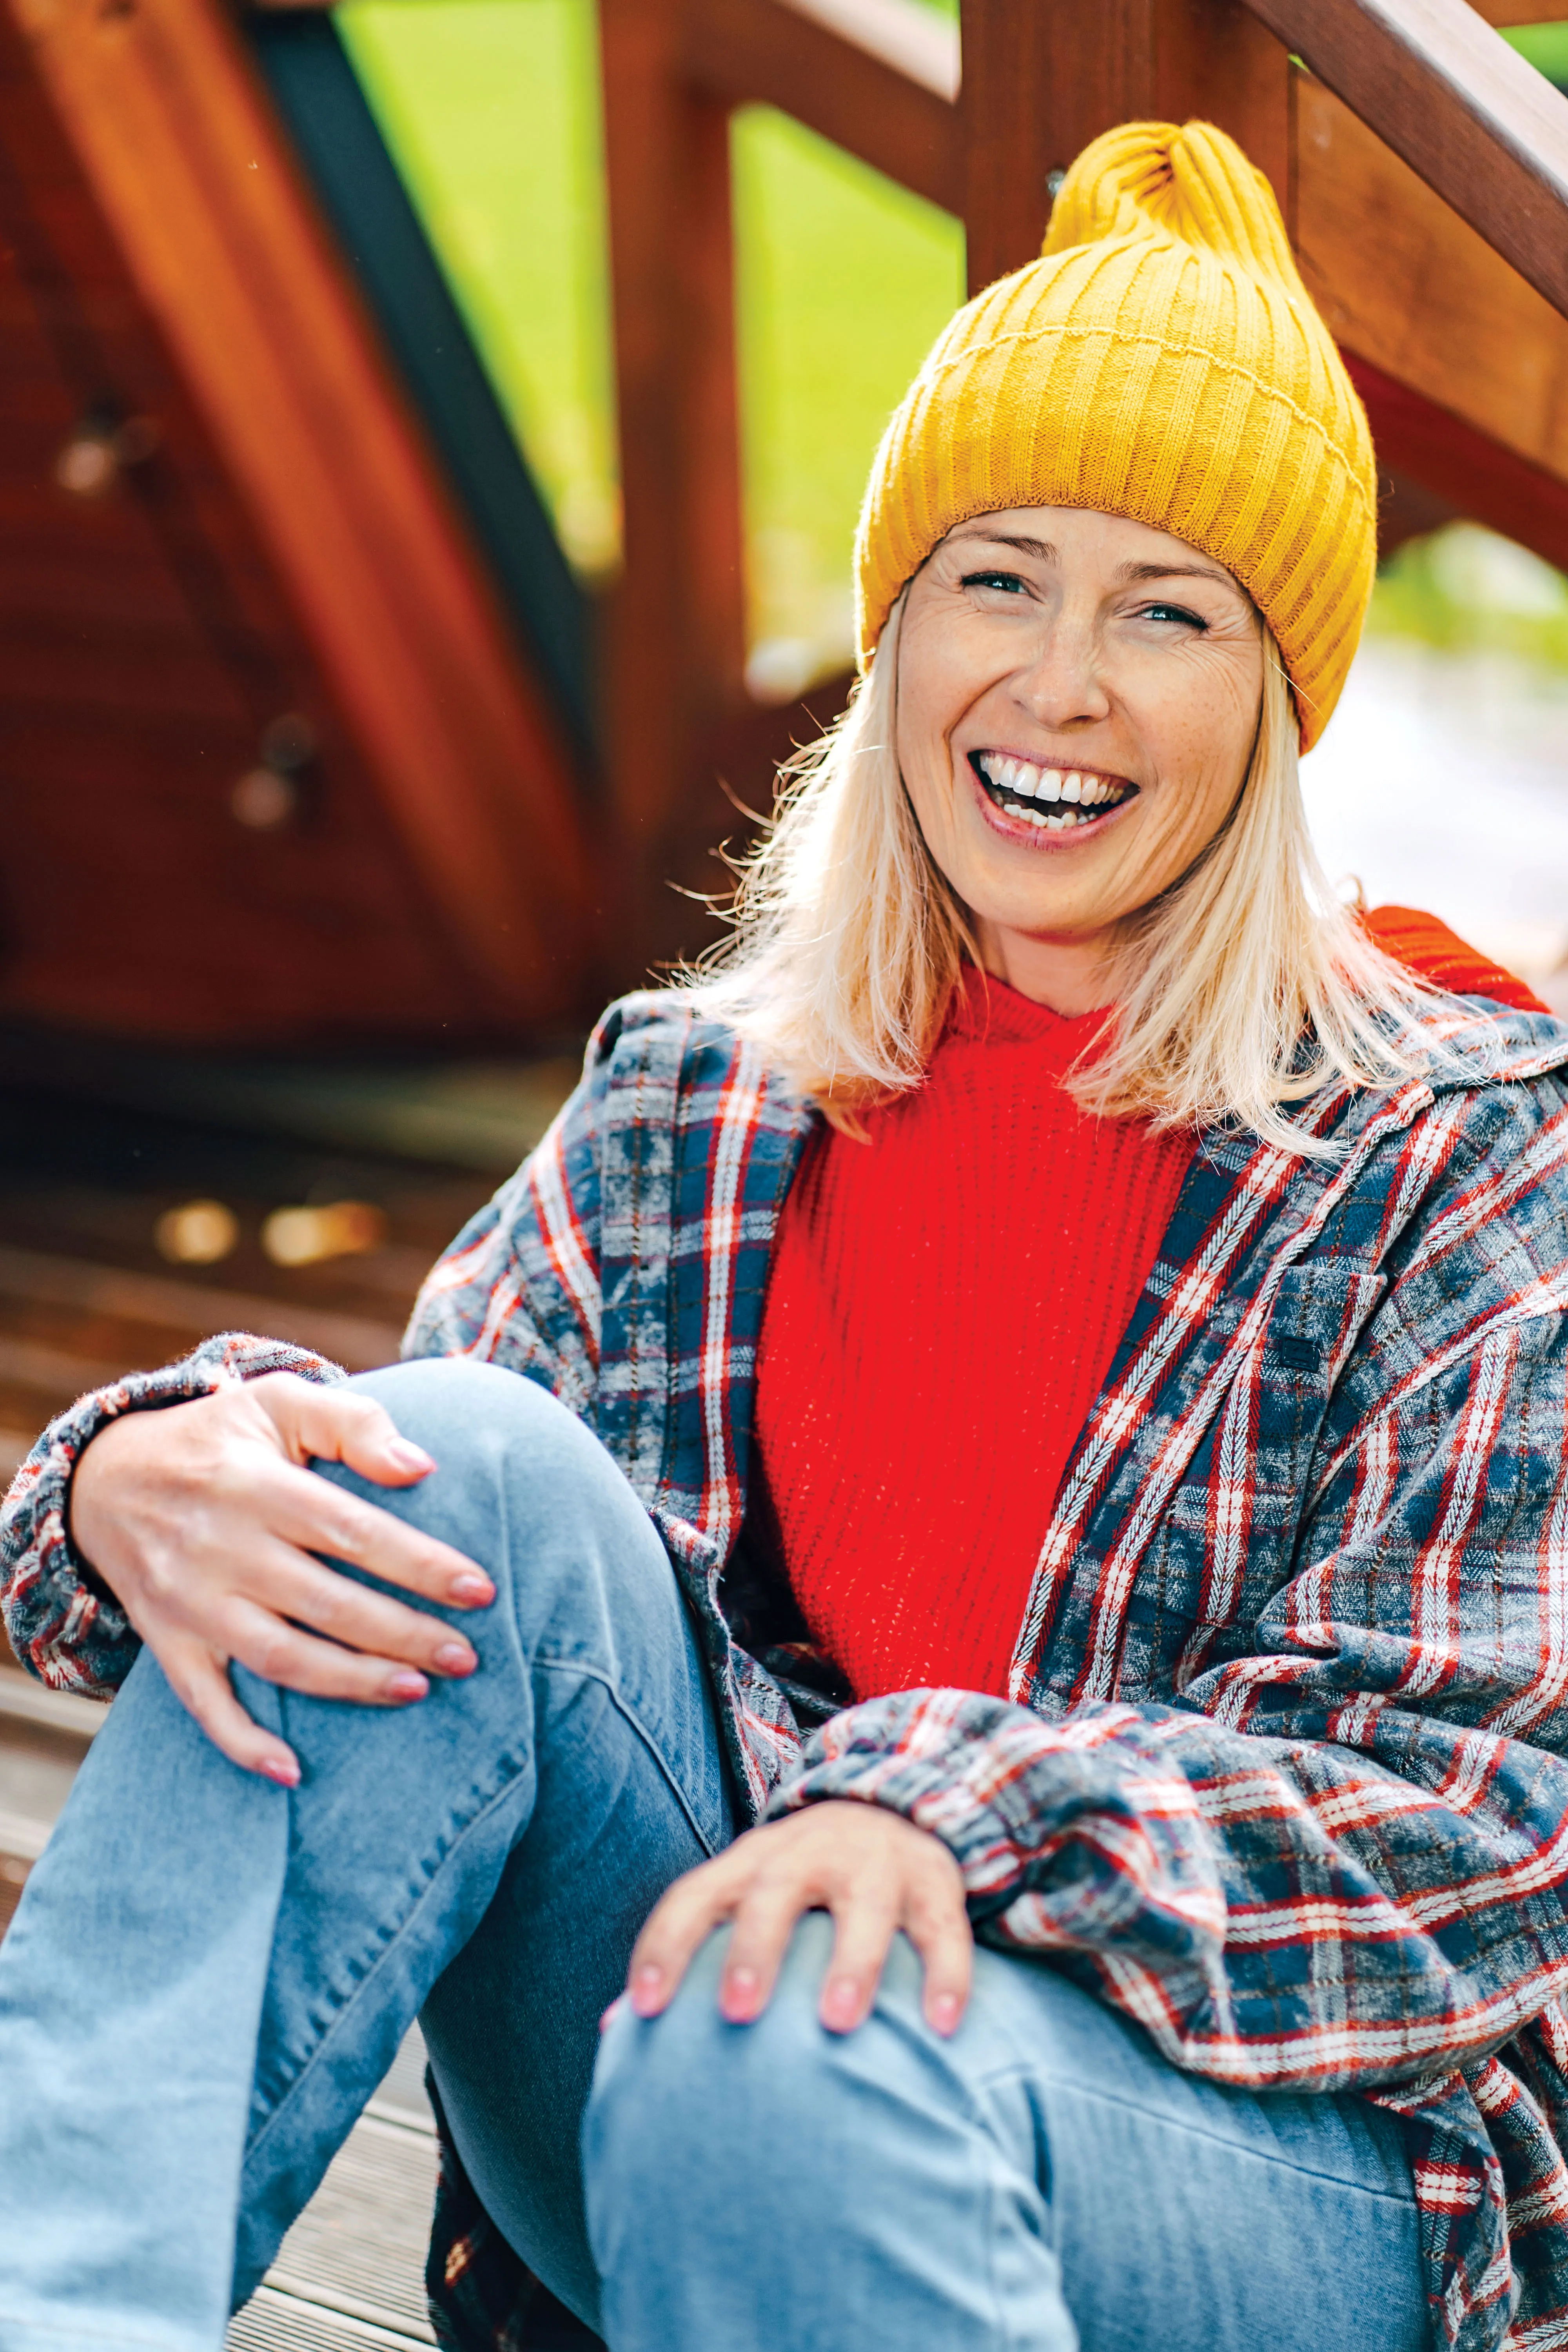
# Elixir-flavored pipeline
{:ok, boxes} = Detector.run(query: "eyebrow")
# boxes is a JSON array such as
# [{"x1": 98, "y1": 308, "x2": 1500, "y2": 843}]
[
  {"x1": 1112, "y1": 557, "x2": 1237, "y2": 590},
  {"x1": 956, "y1": 531, "x2": 1058, "y2": 562}
]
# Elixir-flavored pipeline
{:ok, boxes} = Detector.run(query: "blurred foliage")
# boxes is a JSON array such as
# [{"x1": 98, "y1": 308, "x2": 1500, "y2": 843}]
[
  {"x1": 338, "y1": 0, "x2": 619, "y2": 578},
  {"x1": 1502, "y1": 21, "x2": 1568, "y2": 87},
  {"x1": 1371, "y1": 526, "x2": 1568, "y2": 668},
  {"x1": 336, "y1": 0, "x2": 962, "y2": 685},
  {"x1": 732, "y1": 109, "x2": 963, "y2": 697}
]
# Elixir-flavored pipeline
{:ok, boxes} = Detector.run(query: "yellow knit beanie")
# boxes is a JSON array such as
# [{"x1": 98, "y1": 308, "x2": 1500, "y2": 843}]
[{"x1": 855, "y1": 120, "x2": 1376, "y2": 749}]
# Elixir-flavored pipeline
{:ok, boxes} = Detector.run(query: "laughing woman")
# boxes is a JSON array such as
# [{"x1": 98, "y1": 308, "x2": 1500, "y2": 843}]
[{"x1": 6, "y1": 120, "x2": 1568, "y2": 2352}]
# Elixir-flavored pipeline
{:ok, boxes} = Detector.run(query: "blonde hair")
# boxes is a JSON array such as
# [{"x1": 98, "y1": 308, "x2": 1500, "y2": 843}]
[{"x1": 688, "y1": 596, "x2": 1446, "y2": 1155}]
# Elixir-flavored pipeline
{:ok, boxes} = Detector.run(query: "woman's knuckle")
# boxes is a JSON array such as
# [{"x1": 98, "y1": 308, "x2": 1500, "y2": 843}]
[{"x1": 250, "y1": 1627, "x2": 297, "y2": 1682}]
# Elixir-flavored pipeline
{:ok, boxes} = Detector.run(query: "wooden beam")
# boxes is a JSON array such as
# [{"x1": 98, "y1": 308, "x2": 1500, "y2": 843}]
[
  {"x1": 682, "y1": 0, "x2": 961, "y2": 214},
  {"x1": 1296, "y1": 73, "x2": 1568, "y2": 521},
  {"x1": 958, "y1": 0, "x2": 1292, "y2": 293},
  {"x1": 5, "y1": 0, "x2": 596, "y2": 1022},
  {"x1": 1466, "y1": 0, "x2": 1566, "y2": 25},
  {"x1": 767, "y1": 0, "x2": 958, "y2": 97},
  {"x1": 1350, "y1": 354, "x2": 1568, "y2": 571},
  {"x1": 1240, "y1": 0, "x2": 1568, "y2": 323}
]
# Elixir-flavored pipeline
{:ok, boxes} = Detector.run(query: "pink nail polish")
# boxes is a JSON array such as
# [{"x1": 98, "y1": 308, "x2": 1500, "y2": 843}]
[
  {"x1": 823, "y1": 1978, "x2": 860, "y2": 2029},
  {"x1": 449, "y1": 1572, "x2": 494, "y2": 1606},
  {"x1": 259, "y1": 1757, "x2": 299, "y2": 1789},
  {"x1": 432, "y1": 1642, "x2": 475, "y2": 1675},
  {"x1": 388, "y1": 1439, "x2": 435, "y2": 1473},
  {"x1": 630, "y1": 1964, "x2": 662, "y2": 2015},
  {"x1": 387, "y1": 1670, "x2": 428, "y2": 1702},
  {"x1": 930, "y1": 1993, "x2": 961, "y2": 2035}
]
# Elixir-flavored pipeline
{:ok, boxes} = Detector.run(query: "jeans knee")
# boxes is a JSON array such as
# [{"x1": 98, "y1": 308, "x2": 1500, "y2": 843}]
[
  {"x1": 586, "y1": 1917, "x2": 913, "y2": 2211},
  {"x1": 347, "y1": 1355, "x2": 564, "y2": 1469},
  {"x1": 314, "y1": 1359, "x2": 668, "y2": 1673},
  {"x1": 330, "y1": 1358, "x2": 632, "y2": 1552}
]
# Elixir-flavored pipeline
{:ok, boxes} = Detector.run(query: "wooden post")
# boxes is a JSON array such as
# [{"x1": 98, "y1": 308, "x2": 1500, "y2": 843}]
[
  {"x1": 958, "y1": 0, "x2": 1292, "y2": 295},
  {"x1": 599, "y1": 0, "x2": 748, "y2": 976}
]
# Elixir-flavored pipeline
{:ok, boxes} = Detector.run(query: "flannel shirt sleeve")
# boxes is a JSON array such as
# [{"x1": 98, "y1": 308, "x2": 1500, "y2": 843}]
[
  {"x1": 1, "y1": 1015, "x2": 619, "y2": 1702},
  {"x1": 401, "y1": 1017, "x2": 610, "y2": 1416},
  {"x1": 772, "y1": 1224, "x2": 1568, "y2": 2103},
  {"x1": 0, "y1": 1333, "x2": 344, "y2": 1695}
]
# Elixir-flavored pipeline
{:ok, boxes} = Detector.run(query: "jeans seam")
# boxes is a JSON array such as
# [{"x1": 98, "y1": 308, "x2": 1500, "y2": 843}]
[
  {"x1": 244, "y1": 1657, "x2": 721, "y2": 2170},
  {"x1": 241, "y1": 1741, "x2": 534, "y2": 2169},
  {"x1": 968, "y1": 2062, "x2": 1415, "y2": 2206},
  {"x1": 532, "y1": 1653, "x2": 727, "y2": 1859}
]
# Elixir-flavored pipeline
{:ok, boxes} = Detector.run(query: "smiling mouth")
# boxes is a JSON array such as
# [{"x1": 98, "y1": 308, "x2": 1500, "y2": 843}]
[{"x1": 969, "y1": 751, "x2": 1139, "y2": 832}]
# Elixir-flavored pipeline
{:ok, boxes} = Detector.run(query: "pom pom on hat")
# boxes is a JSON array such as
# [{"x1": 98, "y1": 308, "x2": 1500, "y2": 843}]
[{"x1": 854, "y1": 120, "x2": 1377, "y2": 749}]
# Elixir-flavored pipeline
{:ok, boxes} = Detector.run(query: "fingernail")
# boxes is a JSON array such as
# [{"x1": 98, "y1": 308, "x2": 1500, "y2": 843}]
[
  {"x1": 599, "y1": 1997, "x2": 624, "y2": 2034},
  {"x1": 432, "y1": 1642, "x2": 475, "y2": 1675},
  {"x1": 449, "y1": 1572, "x2": 494, "y2": 1606},
  {"x1": 823, "y1": 1977, "x2": 860, "y2": 2030},
  {"x1": 259, "y1": 1756, "x2": 300, "y2": 1789},
  {"x1": 722, "y1": 1965, "x2": 760, "y2": 2018},
  {"x1": 630, "y1": 1964, "x2": 663, "y2": 2016},
  {"x1": 388, "y1": 1439, "x2": 436, "y2": 1473},
  {"x1": 929, "y1": 1993, "x2": 961, "y2": 2036},
  {"x1": 387, "y1": 1670, "x2": 428, "y2": 1702}
]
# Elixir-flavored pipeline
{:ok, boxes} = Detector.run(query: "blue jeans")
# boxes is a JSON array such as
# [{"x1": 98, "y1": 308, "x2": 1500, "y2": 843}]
[{"x1": 0, "y1": 1359, "x2": 1431, "y2": 2352}]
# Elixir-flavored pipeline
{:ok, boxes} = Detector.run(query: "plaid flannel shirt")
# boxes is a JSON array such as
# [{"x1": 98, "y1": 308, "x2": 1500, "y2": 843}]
[{"x1": 9, "y1": 981, "x2": 1568, "y2": 2352}]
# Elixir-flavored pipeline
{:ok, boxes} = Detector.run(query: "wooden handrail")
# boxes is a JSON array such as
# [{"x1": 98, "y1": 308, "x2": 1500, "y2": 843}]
[
  {"x1": 684, "y1": 0, "x2": 960, "y2": 209},
  {"x1": 1468, "y1": 1, "x2": 1568, "y2": 24},
  {"x1": 769, "y1": 0, "x2": 959, "y2": 97},
  {"x1": 1240, "y1": 0, "x2": 1568, "y2": 321}
]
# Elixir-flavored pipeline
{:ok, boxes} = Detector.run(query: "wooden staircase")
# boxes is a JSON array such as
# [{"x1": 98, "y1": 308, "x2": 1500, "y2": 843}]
[{"x1": 0, "y1": 1092, "x2": 512, "y2": 2348}]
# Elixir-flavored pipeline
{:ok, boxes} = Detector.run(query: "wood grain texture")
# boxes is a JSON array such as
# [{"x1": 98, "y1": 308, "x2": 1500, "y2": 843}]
[
  {"x1": 1297, "y1": 74, "x2": 1568, "y2": 497},
  {"x1": 0, "y1": 9, "x2": 513, "y2": 1043},
  {"x1": 599, "y1": 0, "x2": 749, "y2": 970},
  {"x1": 1241, "y1": 0, "x2": 1568, "y2": 322},
  {"x1": 684, "y1": 0, "x2": 960, "y2": 212},
  {"x1": 1351, "y1": 355, "x2": 1568, "y2": 571},
  {"x1": 1468, "y1": 0, "x2": 1568, "y2": 21},
  {"x1": 7, "y1": 0, "x2": 596, "y2": 1022}
]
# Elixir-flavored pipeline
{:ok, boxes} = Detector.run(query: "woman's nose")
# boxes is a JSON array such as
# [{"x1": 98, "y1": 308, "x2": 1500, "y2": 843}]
[{"x1": 1012, "y1": 618, "x2": 1111, "y2": 730}]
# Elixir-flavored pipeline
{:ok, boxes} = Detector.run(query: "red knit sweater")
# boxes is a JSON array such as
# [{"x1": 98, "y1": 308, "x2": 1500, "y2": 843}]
[
  {"x1": 751, "y1": 913, "x2": 1548, "y2": 1708},
  {"x1": 752, "y1": 970, "x2": 1193, "y2": 1703}
]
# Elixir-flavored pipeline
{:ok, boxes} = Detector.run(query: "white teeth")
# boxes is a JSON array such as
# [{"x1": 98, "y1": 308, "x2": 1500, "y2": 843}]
[{"x1": 981, "y1": 752, "x2": 1132, "y2": 823}]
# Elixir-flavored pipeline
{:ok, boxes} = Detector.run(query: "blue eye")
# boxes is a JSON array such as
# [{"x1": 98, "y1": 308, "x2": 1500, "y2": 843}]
[
  {"x1": 961, "y1": 570, "x2": 1029, "y2": 595},
  {"x1": 1141, "y1": 602, "x2": 1207, "y2": 629}
]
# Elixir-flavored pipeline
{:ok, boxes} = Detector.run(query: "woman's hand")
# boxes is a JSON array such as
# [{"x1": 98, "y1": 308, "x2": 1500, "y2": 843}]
[
  {"x1": 69, "y1": 1373, "x2": 495, "y2": 1785},
  {"x1": 625, "y1": 1800, "x2": 973, "y2": 2036}
]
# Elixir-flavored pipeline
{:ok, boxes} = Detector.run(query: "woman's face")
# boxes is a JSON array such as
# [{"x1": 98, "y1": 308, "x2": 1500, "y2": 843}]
[{"x1": 895, "y1": 505, "x2": 1266, "y2": 1008}]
